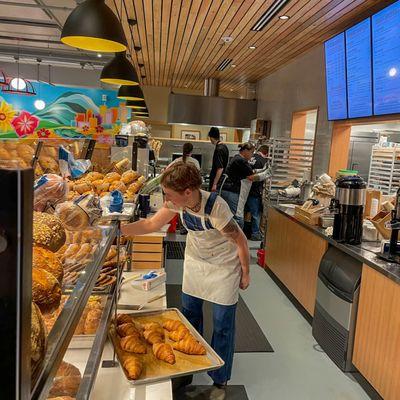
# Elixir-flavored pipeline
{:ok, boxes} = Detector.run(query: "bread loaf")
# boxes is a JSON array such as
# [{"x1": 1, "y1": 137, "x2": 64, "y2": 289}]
[
  {"x1": 31, "y1": 302, "x2": 47, "y2": 373},
  {"x1": 32, "y1": 268, "x2": 61, "y2": 314},
  {"x1": 33, "y1": 246, "x2": 63, "y2": 284},
  {"x1": 33, "y1": 212, "x2": 66, "y2": 252},
  {"x1": 49, "y1": 361, "x2": 81, "y2": 398},
  {"x1": 55, "y1": 202, "x2": 89, "y2": 231}
]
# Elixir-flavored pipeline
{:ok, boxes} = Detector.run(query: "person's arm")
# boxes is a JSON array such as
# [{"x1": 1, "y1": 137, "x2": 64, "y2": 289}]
[
  {"x1": 121, "y1": 206, "x2": 177, "y2": 236},
  {"x1": 248, "y1": 164, "x2": 272, "y2": 182},
  {"x1": 211, "y1": 168, "x2": 224, "y2": 192},
  {"x1": 220, "y1": 218, "x2": 250, "y2": 290}
]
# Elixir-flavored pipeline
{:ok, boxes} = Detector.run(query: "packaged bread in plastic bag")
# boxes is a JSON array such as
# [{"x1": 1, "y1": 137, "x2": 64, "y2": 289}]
[{"x1": 34, "y1": 174, "x2": 69, "y2": 212}]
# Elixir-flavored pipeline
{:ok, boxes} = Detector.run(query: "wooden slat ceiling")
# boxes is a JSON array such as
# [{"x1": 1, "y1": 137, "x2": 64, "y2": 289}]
[{"x1": 108, "y1": 0, "x2": 396, "y2": 94}]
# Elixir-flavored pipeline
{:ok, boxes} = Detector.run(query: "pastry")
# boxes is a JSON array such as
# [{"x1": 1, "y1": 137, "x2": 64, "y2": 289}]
[
  {"x1": 74, "y1": 182, "x2": 92, "y2": 195},
  {"x1": 143, "y1": 328, "x2": 164, "y2": 345},
  {"x1": 49, "y1": 361, "x2": 81, "y2": 398},
  {"x1": 117, "y1": 323, "x2": 141, "y2": 338},
  {"x1": 109, "y1": 181, "x2": 127, "y2": 193},
  {"x1": 62, "y1": 244, "x2": 80, "y2": 261},
  {"x1": 126, "y1": 181, "x2": 142, "y2": 196},
  {"x1": 73, "y1": 243, "x2": 92, "y2": 263},
  {"x1": 152, "y1": 342, "x2": 176, "y2": 364},
  {"x1": 31, "y1": 302, "x2": 47, "y2": 373},
  {"x1": 33, "y1": 212, "x2": 66, "y2": 252},
  {"x1": 32, "y1": 268, "x2": 61, "y2": 314},
  {"x1": 39, "y1": 155, "x2": 59, "y2": 173},
  {"x1": 17, "y1": 143, "x2": 34, "y2": 163},
  {"x1": 142, "y1": 322, "x2": 162, "y2": 331},
  {"x1": 55, "y1": 202, "x2": 89, "y2": 231},
  {"x1": 116, "y1": 314, "x2": 132, "y2": 326},
  {"x1": 122, "y1": 356, "x2": 143, "y2": 380},
  {"x1": 47, "y1": 397, "x2": 75, "y2": 400},
  {"x1": 169, "y1": 326, "x2": 191, "y2": 342},
  {"x1": 120, "y1": 335, "x2": 147, "y2": 354},
  {"x1": 163, "y1": 319, "x2": 185, "y2": 332},
  {"x1": 105, "y1": 246, "x2": 117, "y2": 262},
  {"x1": 93, "y1": 180, "x2": 109, "y2": 194},
  {"x1": 172, "y1": 336, "x2": 206, "y2": 355},
  {"x1": 121, "y1": 170, "x2": 139, "y2": 185},
  {"x1": 85, "y1": 171, "x2": 104, "y2": 182},
  {"x1": 32, "y1": 246, "x2": 63, "y2": 284},
  {"x1": 104, "y1": 172, "x2": 121, "y2": 183},
  {"x1": 84, "y1": 308, "x2": 102, "y2": 334}
]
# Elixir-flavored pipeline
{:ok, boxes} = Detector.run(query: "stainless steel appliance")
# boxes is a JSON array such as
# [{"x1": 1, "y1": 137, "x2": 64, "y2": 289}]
[
  {"x1": 312, "y1": 246, "x2": 362, "y2": 372},
  {"x1": 332, "y1": 176, "x2": 366, "y2": 245}
]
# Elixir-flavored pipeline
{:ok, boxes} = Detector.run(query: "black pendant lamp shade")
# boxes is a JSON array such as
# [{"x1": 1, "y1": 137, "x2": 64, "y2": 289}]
[
  {"x1": 100, "y1": 52, "x2": 139, "y2": 86},
  {"x1": 61, "y1": 0, "x2": 127, "y2": 52},
  {"x1": 118, "y1": 85, "x2": 144, "y2": 101},
  {"x1": 126, "y1": 100, "x2": 147, "y2": 109}
]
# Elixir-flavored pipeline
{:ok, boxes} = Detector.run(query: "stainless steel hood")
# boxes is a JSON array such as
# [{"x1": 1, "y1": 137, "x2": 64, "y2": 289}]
[{"x1": 168, "y1": 78, "x2": 257, "y2": 128}]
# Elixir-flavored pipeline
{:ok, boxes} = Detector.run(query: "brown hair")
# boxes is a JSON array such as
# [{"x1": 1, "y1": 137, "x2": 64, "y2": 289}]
[
  {"x1": 238, "y1": 142, "x2": 255, "y2": 152},
  {"x1": 182, "y1": 142, "x2": 193, "y2": 162},
  {"x1": 161, "y1": 161, "x2": 202, "y2": 192},
  {"x1": 258, "y1": 144, "x2": 269, "y2": 155}
]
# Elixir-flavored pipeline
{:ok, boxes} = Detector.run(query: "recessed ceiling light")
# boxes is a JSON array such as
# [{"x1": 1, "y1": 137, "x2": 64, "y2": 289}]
[
  {"x1": 97, "y1": 53, "x2": 102, "y2": 58},
  {"x1": 230, "y1": 89, "x2": 234, "y2": 92},
  {"x1": 231, "y1": 64, "x2": 236, "y2": 68},
  {"x1": 279, "y1": 15, "x2": 290, "y2": 20},
  {"x1": 249, "y1": 45, "x2": 256, "y2": 50}
]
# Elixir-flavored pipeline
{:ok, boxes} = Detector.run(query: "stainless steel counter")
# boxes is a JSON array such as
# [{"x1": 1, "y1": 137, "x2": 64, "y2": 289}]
[{"x1": 273, "y1": 205, "x2": 400, "y2": 285}]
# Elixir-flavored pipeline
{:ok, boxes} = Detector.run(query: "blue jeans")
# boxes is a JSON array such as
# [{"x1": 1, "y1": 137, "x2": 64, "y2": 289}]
[
  {"x1": 220, "y1": 190, "x2": 244, "y2": 228},
  {"x1": 181, "y1": 292, "x2": 237, "y2": 385},
  {"x1": 245, "y1": 195, "x2": 262, "y2": 235}
]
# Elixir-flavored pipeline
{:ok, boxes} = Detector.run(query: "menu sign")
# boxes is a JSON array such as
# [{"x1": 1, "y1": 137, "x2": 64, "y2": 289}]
[
  {"x1": 325, "y1": 33, "x2": 348, "y2": 120},
  {"x1": 372, "y1": 1, "x2": 400, "y2": 116},
  {"x1": 346, "y1": 19, "x2": 373, "y2": 118}
]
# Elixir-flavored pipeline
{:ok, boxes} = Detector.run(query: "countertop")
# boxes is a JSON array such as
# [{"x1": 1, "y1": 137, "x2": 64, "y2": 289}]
[{"x1": 272, "y1": 205, "x2": 400, "y2": 285}]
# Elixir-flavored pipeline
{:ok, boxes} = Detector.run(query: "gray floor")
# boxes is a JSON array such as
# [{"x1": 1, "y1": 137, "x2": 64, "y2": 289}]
[{"x1": 191, "y1": 244, "x2": 369, "y2": 400}]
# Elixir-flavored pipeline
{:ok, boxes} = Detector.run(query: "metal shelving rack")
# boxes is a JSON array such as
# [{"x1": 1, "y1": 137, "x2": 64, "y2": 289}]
[
  {"x1": 368, "y1": 146, "x2": 400, "y2": 195},
  {"x1": 264, "y1": 137, "x2": 314, "y2": 205}
]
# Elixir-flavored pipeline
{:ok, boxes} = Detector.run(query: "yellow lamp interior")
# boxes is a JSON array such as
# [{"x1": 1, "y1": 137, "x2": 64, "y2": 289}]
[
  {"x1": 117, "y1": 95, "x2": 144, "y2": 101},
  {"x1": 100, "y1": 78, "x2": 138, "y2": 86},
  {"x1": 61, "y1": 36, "x2": 126, "y2": 52},
  {"x1": 127, "y1": 105, "x2": 147, "y2": 109}
]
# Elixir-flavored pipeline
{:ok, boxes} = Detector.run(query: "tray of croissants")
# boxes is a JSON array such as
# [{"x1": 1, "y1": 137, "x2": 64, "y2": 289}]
[{"x1": 109, "y1": 309, "x2": 224, "y2": 385}]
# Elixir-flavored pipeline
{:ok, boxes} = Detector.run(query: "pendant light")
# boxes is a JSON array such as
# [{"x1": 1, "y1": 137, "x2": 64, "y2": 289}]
[
  {"x1": 126, "y1": 100, "x2": 147, "y2": 109},
  {"x1": 100, "y1": 52, "x2": 139, "y2": 86},
  {"x1": 117, "y1": 85, "x2": 144, "y2": 100},
  {"x1": 3, "y1": 57, "x2": 36, "y2": 96},
  {"x1": 34, "y1": 61, "x2": 46, "y2": 110},
  {"x1": 61, "y1": 0, "x2": 127, "y2": 53}
]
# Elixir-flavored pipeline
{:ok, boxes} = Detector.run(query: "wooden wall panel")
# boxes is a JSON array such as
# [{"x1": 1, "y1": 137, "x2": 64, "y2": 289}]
[
  {"x1": 265, "y1": 207, "x2": 327, "y2": 315},
  {"x1": 353, "y1": 265, "x2": 400, "y2": 400},
  {"x1": 328, "y1": 122, "x2": 352, "y2": 177}
]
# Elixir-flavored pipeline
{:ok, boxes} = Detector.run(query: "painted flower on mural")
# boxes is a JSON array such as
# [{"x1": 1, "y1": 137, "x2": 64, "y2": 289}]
[
  {"x1": 95, "y1": 125, "x2": 104, "y2": 134},
  {"x1": 81, "y1": 125, "x2": 90, "y2": 134},
  {"x1": 0, "y1": 101, "x2": 16, "y2": 132},
  {"x1": 11, "y1": 111, "x2": 40, "y2": 137},
  {"x1": 36, "y1": 128, "x2": 51, "y2": 138}
]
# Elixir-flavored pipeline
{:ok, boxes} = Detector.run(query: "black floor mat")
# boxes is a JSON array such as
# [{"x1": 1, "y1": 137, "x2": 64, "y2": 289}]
[
  {"x1": 174, "y1": 385, "x2": 249, "y2": 400},
  {"x1": 166, "y1": 284, "x2": 273, "y2": 353}
]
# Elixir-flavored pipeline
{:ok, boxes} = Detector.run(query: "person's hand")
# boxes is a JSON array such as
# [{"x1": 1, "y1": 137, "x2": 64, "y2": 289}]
[
  {"x1": 211, "y1": 184, "x2": 217, "y2": 192},
  {"x1": 240, "y1": 272, "x2": 250, "y2": 290}
]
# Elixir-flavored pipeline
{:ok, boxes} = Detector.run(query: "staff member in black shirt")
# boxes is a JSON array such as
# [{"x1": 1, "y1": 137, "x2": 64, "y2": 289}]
[{"x1": 208, "y1": 127, "x2": 229, "y2": 192}]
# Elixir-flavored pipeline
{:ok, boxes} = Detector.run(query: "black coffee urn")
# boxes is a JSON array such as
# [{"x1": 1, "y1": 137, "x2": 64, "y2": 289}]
[{"x1": 332, "y1": 176, "x2": 366, "y2": 245}]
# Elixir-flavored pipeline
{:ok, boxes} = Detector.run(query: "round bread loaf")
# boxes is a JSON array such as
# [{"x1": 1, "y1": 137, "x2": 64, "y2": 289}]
[
  {"x1": 31, "y1": 302, "x2": 47, "y2": 374},
  {"x1": 32, "y1": 268, "x2": 61, "y2": 314},
  {"x1": 33, "y1": 212, "x2": 66, "y2": 252},
  {"x1": 33, "y1": 246, "x2": 63, "y2": 284},
  {"x1": 55, "y1": 202, "x2": 89, "y2": 231},
  {"x1": 49, "y1": 361, "x2": 81, "y2": 398}
]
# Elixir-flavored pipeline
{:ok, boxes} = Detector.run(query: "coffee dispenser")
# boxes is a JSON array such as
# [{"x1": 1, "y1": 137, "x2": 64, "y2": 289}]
[{"x1": 332, "y1": 176, "x2": 366, "y2": 245}]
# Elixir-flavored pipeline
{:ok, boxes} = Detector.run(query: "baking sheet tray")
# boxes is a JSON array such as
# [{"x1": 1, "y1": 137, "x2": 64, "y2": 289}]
[{"x1": 109, "y1": 307, "x2": 224, "y2": 385}]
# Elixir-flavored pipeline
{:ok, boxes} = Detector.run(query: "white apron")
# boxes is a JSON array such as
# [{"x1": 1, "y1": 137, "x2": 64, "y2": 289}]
[{"x1": 179, "y1": 191, "x2": 241, "y2": 306}]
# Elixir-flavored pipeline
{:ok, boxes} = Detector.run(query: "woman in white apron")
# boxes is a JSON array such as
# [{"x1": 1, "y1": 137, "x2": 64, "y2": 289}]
[{"x1": 121, "y1": 162, "x2": 250, "y2": 389}]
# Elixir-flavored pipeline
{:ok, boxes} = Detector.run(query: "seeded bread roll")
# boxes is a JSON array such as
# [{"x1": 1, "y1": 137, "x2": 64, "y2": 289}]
[
  {"x1": 33, "y1": 246, "x2": 63, "y2": 284},
  {"x1": 32, "y1": 268, "x2": 61, "y2": 314},
  {"x1": 33, "y1": 212, "x2": 66, "y2": 252}
]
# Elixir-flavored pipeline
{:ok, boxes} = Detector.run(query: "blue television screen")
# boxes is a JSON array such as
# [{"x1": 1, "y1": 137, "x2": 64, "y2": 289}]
[
  {"x1": 372, "y1": 1, "x2": 400, "y2": 115},
  {"x1": 325, "y1": 33, "x2": 348, "y2": 120},
  {"x1": 346, "y1": 19, "x2": 373, "y2": 118}
]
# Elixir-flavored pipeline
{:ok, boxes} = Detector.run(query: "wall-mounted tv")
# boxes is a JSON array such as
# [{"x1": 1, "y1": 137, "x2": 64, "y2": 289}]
[{"x1": 324, "y1": 0, "x2": 400, "y2": 121}]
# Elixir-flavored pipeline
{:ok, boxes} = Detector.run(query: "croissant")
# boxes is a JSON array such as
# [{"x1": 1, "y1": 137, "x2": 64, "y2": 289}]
[
  {"x1": 163, "y1": 319, "x2": 185, "y2": 332},
  {"x1": 142, "y1": 322, "x2": 162, "y2": 331},
  {"x1": 122, "y1": 356, "x2": 143, "y2": 380},
  {"x1": 120, "y1": 335, "x2": 147, "y2": 354},
  {"x1": 169, "y1": 326, "x2": 190, "y2": 342},
  {"x1": 153, "y1": 342, "x2": 176, "y2": 364},
  {"x1": 172, "y1": 337, "x2": 206, "y2": 355},
  {"x1": 116, "y1": 314, "x2": 132, "y2": 326},
  {"x1": 143, "y1": 328, "x2": 164, "y2": 344},
  {"x1": 117, "y1": 323, "x2": 141, "y2": 338}
]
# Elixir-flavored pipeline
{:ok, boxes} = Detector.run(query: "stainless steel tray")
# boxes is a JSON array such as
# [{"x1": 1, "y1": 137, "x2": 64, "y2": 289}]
[{"x1": 110, "y1": 307, "x2": 224, "y2": 385}]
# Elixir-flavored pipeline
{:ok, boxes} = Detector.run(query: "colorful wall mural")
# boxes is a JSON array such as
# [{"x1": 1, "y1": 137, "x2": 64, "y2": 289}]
[{"x1": 0, "y1": 81, "x2": 130, "y2": 142}]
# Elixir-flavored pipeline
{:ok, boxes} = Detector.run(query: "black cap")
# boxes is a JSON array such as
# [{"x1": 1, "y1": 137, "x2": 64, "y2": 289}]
[{"x1": 208, "y1": 127, "x2": 220, "y2": 139}]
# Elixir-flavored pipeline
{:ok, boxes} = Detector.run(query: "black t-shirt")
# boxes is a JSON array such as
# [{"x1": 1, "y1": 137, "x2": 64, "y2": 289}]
[
  {"x1": 209, "y1": 142, "x2": 229, "y2": 190},
  {"x1": 249, "y1": 153, "x2": 268, "y2": 197},
  {"x1": 223, "y1": 154, "x2": 253, "y2": 193}
]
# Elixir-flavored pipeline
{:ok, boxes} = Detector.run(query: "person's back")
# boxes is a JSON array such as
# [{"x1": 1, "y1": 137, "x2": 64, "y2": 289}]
[
  {"x1": 167, "y1": 142, "x2": 201, "y2": 171},
  {"x1": 208, "y1": 127, "x2": 229, "y2": 191}
]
